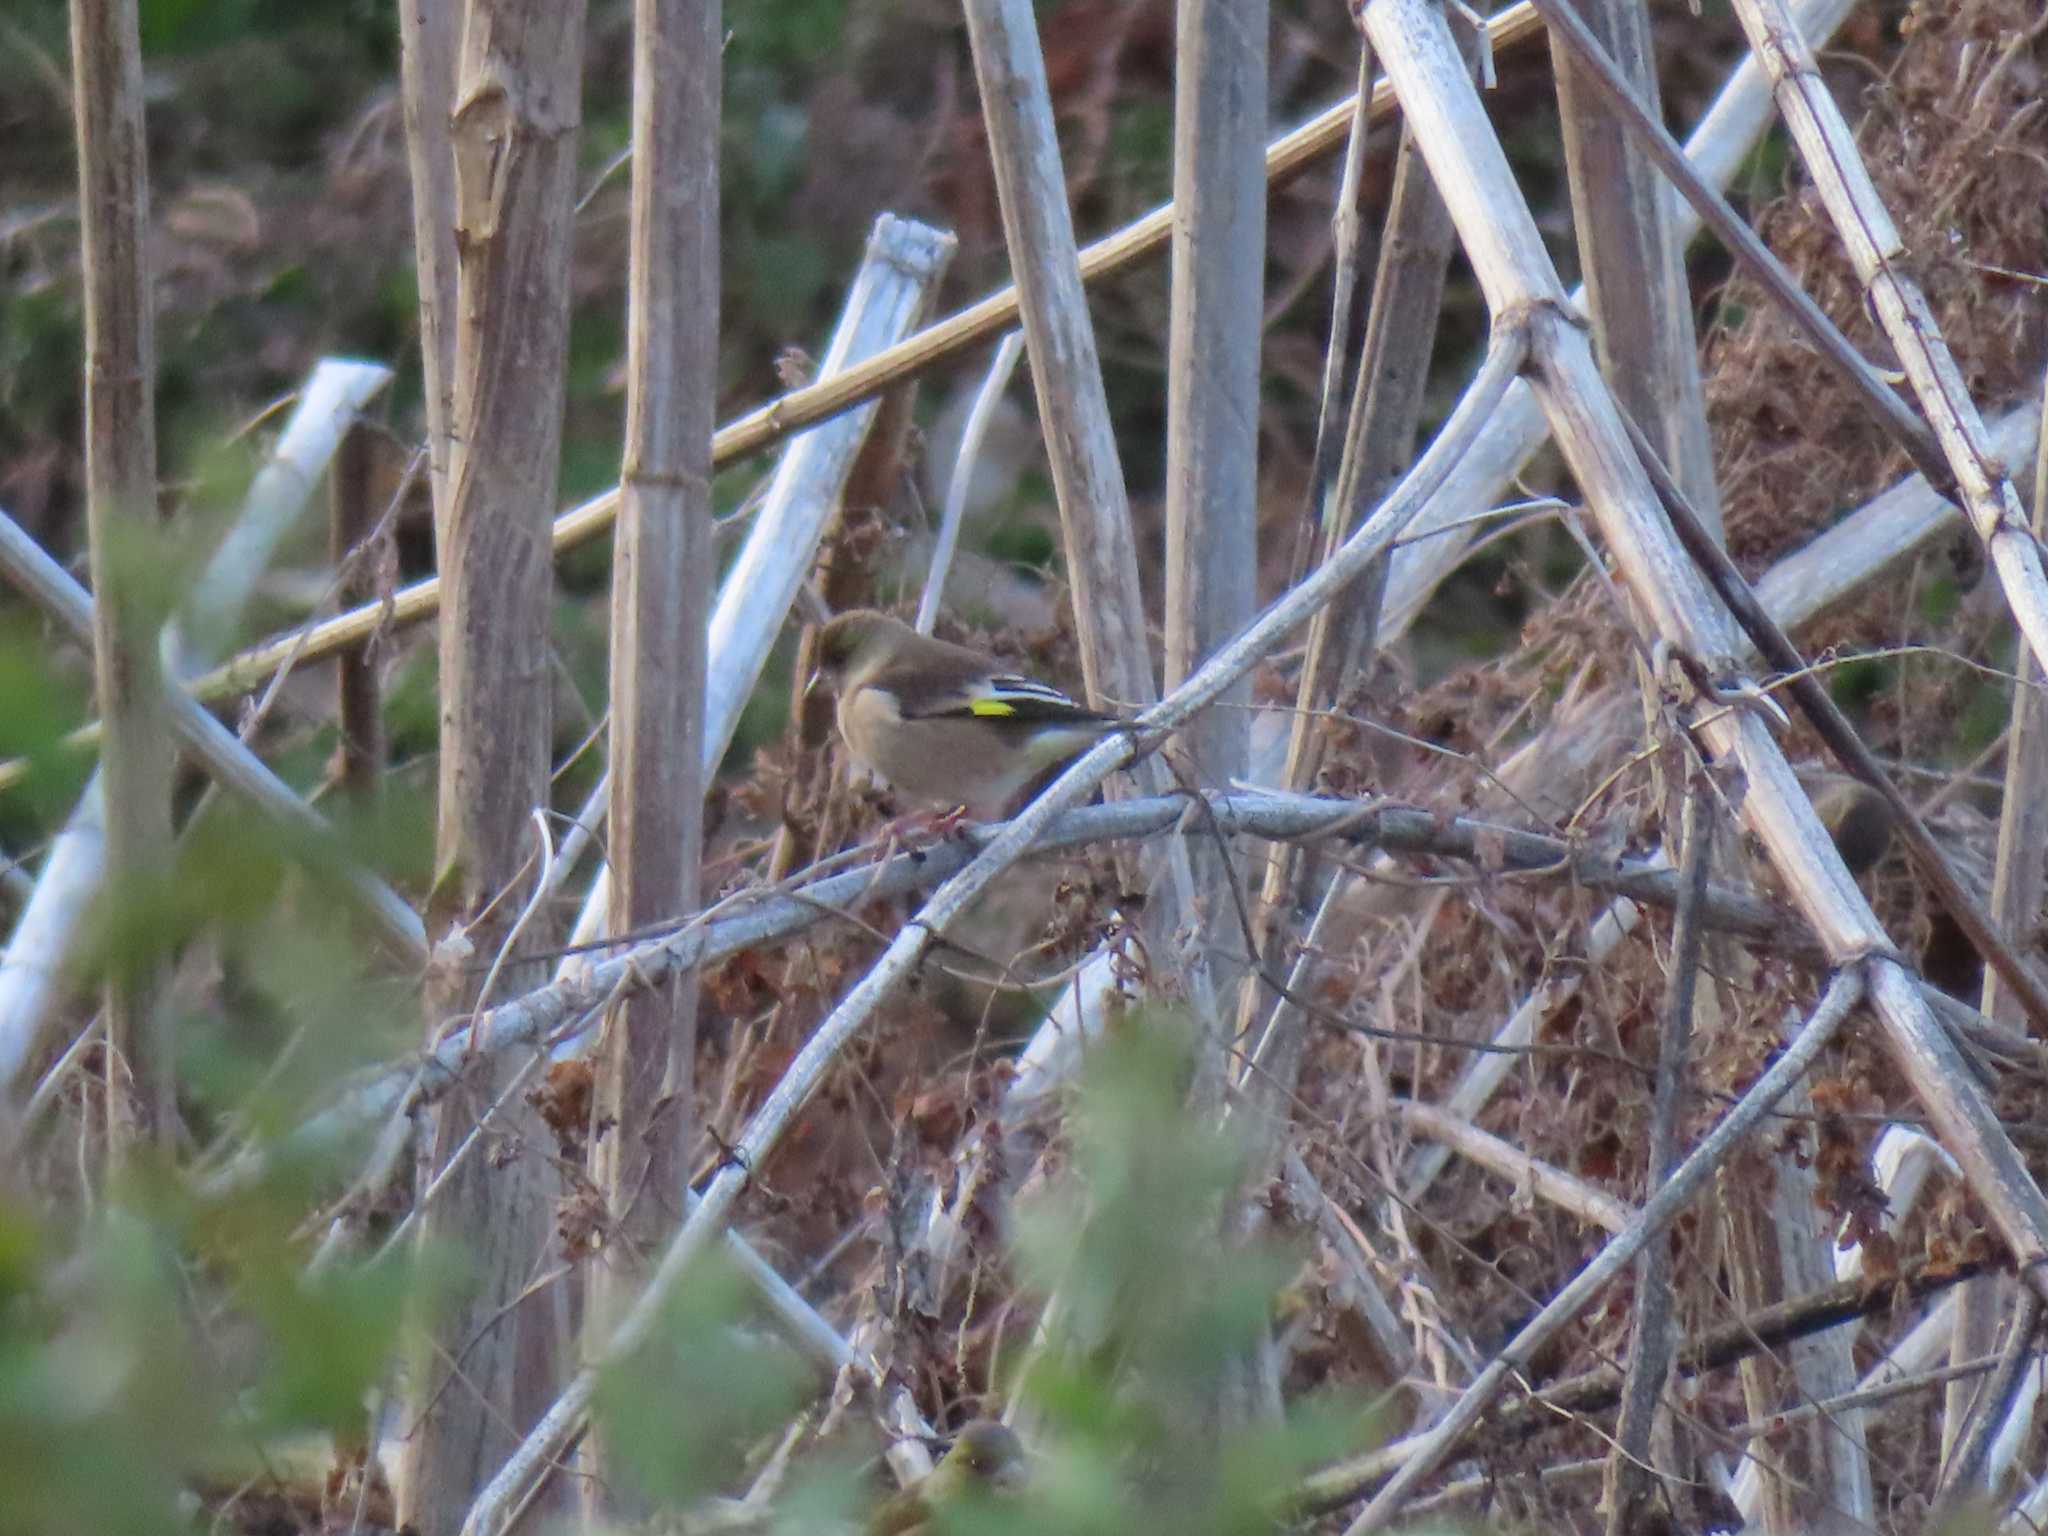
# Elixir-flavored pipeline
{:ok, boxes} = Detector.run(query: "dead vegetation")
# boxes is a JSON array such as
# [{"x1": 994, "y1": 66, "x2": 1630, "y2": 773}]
[{"x1": 2, "y1": 0, "x2": 2047, "y2": 1532}]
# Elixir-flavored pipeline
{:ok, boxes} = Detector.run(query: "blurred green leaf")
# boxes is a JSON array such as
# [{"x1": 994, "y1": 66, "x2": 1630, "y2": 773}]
[{"x1": 594, "y1": 1251, "x2": 810, "y2": 1510}]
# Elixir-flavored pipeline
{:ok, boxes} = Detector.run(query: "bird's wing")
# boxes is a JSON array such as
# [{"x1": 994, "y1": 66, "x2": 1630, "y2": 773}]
[{"x1": 888, "y1": 665, "x2": 1114, "y2": 726}]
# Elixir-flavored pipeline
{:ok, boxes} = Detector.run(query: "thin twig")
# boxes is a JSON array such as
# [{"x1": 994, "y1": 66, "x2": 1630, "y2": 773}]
[{"x1": 1604, "y1": 778, "x2": 1712, "y2": 1527}]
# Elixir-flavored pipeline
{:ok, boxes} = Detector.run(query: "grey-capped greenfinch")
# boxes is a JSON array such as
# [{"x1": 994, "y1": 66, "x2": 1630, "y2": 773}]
[{"x1": 810, "y1": 609, "x2": 1122, "y2": 820}]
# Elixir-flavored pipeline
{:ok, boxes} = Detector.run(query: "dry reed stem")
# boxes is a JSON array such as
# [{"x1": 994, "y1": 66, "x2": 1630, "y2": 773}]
[{"x1": 69, "y1": 0, "x2": 168, "y2": 1155}]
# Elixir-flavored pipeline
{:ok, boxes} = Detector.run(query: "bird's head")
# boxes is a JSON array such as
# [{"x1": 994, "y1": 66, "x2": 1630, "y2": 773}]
[
  {"x1": 809, "y1": 609, "x2": 904, "y2": 696},
  {"x1": 942, "y1": 1420, "x2": 1027, "y2": 1491}
]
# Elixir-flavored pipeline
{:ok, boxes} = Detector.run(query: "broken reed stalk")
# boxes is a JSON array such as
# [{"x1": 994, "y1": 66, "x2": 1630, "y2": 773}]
[
  {"x1": 1395, "y1": 1100, "x2": 1636, "y2": 1233},
  {"x1": 962, "y1": 0, "x2": 1152, "y2": 717},
  {"x1": 1283, "y1": 38, "x2": 1377, "y2": 599}
]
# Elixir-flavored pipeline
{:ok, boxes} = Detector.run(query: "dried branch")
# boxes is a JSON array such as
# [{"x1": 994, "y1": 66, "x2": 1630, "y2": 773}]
[{"x1": 1604, "y1": 778, "x2": 1711, "y2": 1530}]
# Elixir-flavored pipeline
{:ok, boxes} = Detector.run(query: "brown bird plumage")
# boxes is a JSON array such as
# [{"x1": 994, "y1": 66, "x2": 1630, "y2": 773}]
[{"x1": 810, "y1": 609, "x2": 1120, "y2": 820}]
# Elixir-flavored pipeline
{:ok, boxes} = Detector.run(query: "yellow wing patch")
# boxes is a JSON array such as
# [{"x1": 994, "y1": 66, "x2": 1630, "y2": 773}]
[{"x1": 968, "y1": 698, "x2": 1017, "y2": 717}]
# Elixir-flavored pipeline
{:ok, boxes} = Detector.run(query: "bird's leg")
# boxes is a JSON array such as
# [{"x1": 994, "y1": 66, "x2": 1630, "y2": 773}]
[{"x1": 872, "y1": 805, "x2": 971, "y2": 861}]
